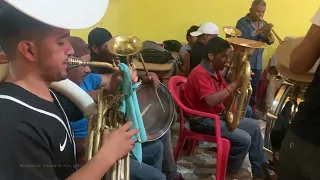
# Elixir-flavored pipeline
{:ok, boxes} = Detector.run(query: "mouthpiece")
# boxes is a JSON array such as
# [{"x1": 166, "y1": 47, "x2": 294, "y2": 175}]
[{"x1": 67, "y1": 56, "x2": 120, "y2": 72}]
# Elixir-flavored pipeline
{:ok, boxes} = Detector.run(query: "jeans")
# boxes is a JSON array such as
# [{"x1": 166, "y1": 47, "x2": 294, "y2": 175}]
[
  {"x1": 130, "y1": 140, "x2": 166, "y2": 180},
  {"x1": 189, "y1": 117, "x2": 265, "y2": 177},
  {"x1": 245, "y1": 105, "x2": 253, "y2": 119},
  {"x1": 144, "y1": 130, "x2": 179, "y2": 180},
  {"x1": 159, "y1": 130, "x2": 179, "y2": 180},
  {"x1": 250, "y1": 69, "x2": 262, "y2": 107},
  {"x1": 276, "y1": 130, "x2": 320, "y2": 180}
]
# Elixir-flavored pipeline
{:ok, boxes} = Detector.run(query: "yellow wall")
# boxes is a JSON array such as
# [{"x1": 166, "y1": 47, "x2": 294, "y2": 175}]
[{"x1": 71, "y1": 0, "x2": 319, "y2": 69}]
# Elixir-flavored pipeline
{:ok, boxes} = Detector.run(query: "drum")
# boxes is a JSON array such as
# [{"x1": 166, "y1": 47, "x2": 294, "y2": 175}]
[
  {"x1": 264, "y1": 79, "x2": 308, "y2": 151},
  {"x1": 136, "y1": 82, "x2": 175, "y2": 141},
  {"x1": 275, "y1": 36, "x2": 320, "y2": 76}
]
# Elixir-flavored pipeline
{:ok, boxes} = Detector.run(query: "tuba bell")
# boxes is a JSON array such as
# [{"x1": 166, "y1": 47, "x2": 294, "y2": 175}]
[{"x1": 223, "y1": 27, "x2": 267, "y2": 131}]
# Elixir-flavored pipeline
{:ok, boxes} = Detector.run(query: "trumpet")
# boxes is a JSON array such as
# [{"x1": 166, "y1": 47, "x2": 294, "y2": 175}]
[{"x1": 262, "y1": 20, "x2": 283, "y2": 44}]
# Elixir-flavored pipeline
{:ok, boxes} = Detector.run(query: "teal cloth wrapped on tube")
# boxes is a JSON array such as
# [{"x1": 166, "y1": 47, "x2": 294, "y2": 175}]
[{"x1": 117, "y1": 63, "x2": 147, "y2": 164}]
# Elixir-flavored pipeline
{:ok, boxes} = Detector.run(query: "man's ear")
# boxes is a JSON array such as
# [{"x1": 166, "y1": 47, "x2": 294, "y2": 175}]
[
  {"x1": 208, "y1": 53, "x2": 214, "y2": 61},
  {"x1": 17, "y1": 41, "x2": 37, "y2": 62}
]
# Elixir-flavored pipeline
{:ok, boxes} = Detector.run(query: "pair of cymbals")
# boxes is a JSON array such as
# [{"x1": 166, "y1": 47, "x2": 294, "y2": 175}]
[{"x1": 222, "y1": 26, "x2": 267, "y2": 49}]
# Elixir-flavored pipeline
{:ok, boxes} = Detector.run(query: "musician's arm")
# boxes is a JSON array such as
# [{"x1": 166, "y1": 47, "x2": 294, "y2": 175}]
[
  {"x1": 194, "y1": 73, "x2": 237, "y2": 107},
  {"x1": 67, "y1": 150, "x2": 116, "y2": 180},
  {"x1": 290, "y1": 25, "x2": 320, "y2": 74},
  {"x1": 290, "y1": 9, "x2": 320, "y2": 74}
]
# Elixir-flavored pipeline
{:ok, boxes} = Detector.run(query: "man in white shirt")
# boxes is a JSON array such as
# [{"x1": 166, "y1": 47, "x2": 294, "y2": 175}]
[{"x1": 179, "y1": 25, "x2": 199, "y2": 58}]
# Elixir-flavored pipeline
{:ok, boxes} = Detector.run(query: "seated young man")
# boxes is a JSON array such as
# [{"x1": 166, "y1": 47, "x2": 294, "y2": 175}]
[
  {"x1": 59, "y1": 36, "x2": 166, "y2": 180},
  {"x1": 182, "y1": 37, "x2": 265, "y2": 180}
]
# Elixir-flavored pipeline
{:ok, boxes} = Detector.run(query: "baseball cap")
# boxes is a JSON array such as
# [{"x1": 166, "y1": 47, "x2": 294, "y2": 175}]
[
  {"x1": 3, "y1": 0, "x2": 109, "y2": 29},
  {"x1": 190, "y1": 22, "x2": 219, "y2": 37},
  {"x1": 88, "y1": 28, "x2": 113, "y2": 47},
  {"x1": 68, "y1": 36, "x2": 90, "y2": 57}
]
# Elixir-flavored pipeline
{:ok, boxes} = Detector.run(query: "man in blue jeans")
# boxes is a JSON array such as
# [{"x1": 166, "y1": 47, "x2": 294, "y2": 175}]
[
  {"x1": 59, "y1": 36, "x2": 166, "y2": 179},
  {"x1": 182, "y1": 37, "x2": 265, "y2": 180}
]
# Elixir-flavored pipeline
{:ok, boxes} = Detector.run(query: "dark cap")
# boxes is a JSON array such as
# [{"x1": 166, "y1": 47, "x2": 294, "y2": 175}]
[
  {"x1": 88, "y1": 27, "x2": 112, "y2": 47},
  {"x1": 187, "y1": 25, "x2": 200, "y2": 36},
  {"x1": 68, "y1": 36, "x2": 90, "y2": 57}
]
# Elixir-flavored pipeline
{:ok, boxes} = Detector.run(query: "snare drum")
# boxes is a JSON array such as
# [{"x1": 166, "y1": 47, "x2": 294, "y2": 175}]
[{"x1": 136, "y1": 82, "x2": 175, "y2": 142}]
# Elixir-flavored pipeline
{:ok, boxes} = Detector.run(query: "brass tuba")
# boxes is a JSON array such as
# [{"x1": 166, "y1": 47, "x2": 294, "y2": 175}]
[
  {"x1": 223, "y1": 27, "x2": 267, "y2": 131},
  {"x1": 67, "y1": 35, "x2": 144, "y2": 180}
]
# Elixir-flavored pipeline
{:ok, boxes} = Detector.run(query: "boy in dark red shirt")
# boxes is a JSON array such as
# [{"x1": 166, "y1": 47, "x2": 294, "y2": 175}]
[{"x1": 182, "y1": 37, "x2": 265, "y2": 179}]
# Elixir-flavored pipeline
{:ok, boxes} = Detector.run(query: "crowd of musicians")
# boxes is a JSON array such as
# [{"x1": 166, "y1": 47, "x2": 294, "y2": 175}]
[{"x1": 0, "y1": 0, "x2": 320, "y2": 180}]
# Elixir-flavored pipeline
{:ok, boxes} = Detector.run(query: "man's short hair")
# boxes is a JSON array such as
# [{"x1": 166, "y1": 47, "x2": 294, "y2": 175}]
[
  {"x1": 251, "y1": 0, "x2": 266, "y2": 8},
  {"x1": 68, "y1": 36, "x2": 90, "y2": 57},
  {"x1": 0, "y1": 2, "x2": 49, "y2": 59},
  {"x1": 88, "y1": 28, "x2": 112, "y2": 48},
  {"x1": 205, "y1": 37, "x2": 231, "y2": 56},
  {"x1": 186, "y1": 25, "x2": 199, "y2": 40}
]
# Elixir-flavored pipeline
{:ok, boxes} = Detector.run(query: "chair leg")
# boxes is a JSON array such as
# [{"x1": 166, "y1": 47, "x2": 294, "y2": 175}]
[
  {"x1": 187, "y1": 139, "x2": 197, "y2": 156},
  {"x1": 216, "y1": 139, "x2": 230, "y2": 180},
  {"x1": 174, "y1": 134, "x2": 187, "y2": 162}
]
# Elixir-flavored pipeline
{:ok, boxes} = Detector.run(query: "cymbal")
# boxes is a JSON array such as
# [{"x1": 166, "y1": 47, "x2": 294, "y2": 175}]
[
  {"x1": 275, "y1": 36, "x2": 320, "y2": 74},
  {"x1": 223, "y1": 26, "x2": 242, "y2": 37},
  {"x1": 107, "y1": 35, "x2": 143, "y2": 56},
  {"x1": 225, "y1": 38, "x2": 267, "y2": 49}
]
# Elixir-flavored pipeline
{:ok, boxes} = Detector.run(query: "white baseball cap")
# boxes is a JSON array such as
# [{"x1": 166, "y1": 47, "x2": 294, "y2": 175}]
[
  {"x1": 3, "y1": 0, "x2": 109, "y2": 30},
  {"x1": 190, "y1": 22, "x2": 219, "y2": 37}
]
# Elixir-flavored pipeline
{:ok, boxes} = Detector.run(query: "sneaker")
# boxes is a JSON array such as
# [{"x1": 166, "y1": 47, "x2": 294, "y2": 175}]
[{"x1": 226, "y1": 168, "x2": 252, "y2": 180}]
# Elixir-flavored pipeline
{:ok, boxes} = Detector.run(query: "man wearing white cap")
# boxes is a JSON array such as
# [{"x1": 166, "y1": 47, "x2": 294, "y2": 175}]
[
  {"x1": 0, "y1": 1, "x2": 139, "y2": 180},
  {"x1": 189, "y1": 22, "x2": 219, "y2": 71}
]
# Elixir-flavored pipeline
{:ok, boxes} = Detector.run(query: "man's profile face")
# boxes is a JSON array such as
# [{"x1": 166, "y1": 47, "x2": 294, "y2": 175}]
[
  {"x1": 210, "y1": 49, "x2": 229, "y2": 71},
  {"x1": 205, "y1": 34, "x2": 218, "y2": 43},
  {"x1": 250, "y1": 4, "x2": 266, "y2": 21},
  {"x1": 67, "y1": 54, "x2": 91, "y2": 85},
  {"x1": 187, "y1": 35, "x2": 198, "y2": 45},
  {"x1": 36, "y1": 28, "x2": 74, "y2": 82},
  {"x1": 92, "y1": 41, "x2": 114, "y2": 63}
]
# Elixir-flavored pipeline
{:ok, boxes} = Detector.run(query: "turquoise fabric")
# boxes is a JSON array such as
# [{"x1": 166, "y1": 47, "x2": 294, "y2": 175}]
[{"x1": 117, "y1": 63, "x2": 147, "y2": 164}]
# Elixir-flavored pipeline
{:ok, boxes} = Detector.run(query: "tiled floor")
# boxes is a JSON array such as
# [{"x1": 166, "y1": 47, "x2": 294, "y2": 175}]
[{"x1": 171, "y1": 119, "x2": 268, "y2": 180}]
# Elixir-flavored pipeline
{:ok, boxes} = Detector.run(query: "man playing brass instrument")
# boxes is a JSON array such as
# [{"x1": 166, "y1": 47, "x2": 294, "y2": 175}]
[
  {"x1": 276, "y1": 8, "x2": 320, "y2": 180},
  {"x1": 182, "y1": 37, "x2": 265, "y2": 180},
  {"x1": 0, "y1": 1, "x2": 139, "y2": 180},
  {"x1": 60, "y1": 36, "x2": 167, "y2": 180},
  {"x1": 87, "y1": 28, "x2": 184, "y2": 180},
  {"x1": 236, "y1": 0, "x2": 274, "y2": 110}
]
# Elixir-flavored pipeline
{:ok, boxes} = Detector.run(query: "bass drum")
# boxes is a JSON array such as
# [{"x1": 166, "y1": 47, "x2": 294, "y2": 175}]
[
  {"x1": 136, "y1": 82, "x2": 175, "y2": 142},
  {"x1": 264, "y1": 79, "x2": 307, "y2": 152}
]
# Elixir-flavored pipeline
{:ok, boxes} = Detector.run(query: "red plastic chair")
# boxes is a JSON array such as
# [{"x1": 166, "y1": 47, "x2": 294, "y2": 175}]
[{"x1": 168, "y1": 76, "x2": 231, "y2": 180}]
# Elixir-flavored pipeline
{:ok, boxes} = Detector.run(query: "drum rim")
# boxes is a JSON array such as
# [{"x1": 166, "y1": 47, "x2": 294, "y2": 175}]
[{"x1": 136, "y1": 82, "x2": 174, "y2": 142}]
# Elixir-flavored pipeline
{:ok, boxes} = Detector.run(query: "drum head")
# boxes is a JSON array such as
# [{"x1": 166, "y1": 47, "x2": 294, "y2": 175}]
[
  {"x1": 275, "y1": 37, "x2": 320, "y2": 74},
  {"x1": 136, "y1": 83, "x2": 174, "y2": 141}
]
